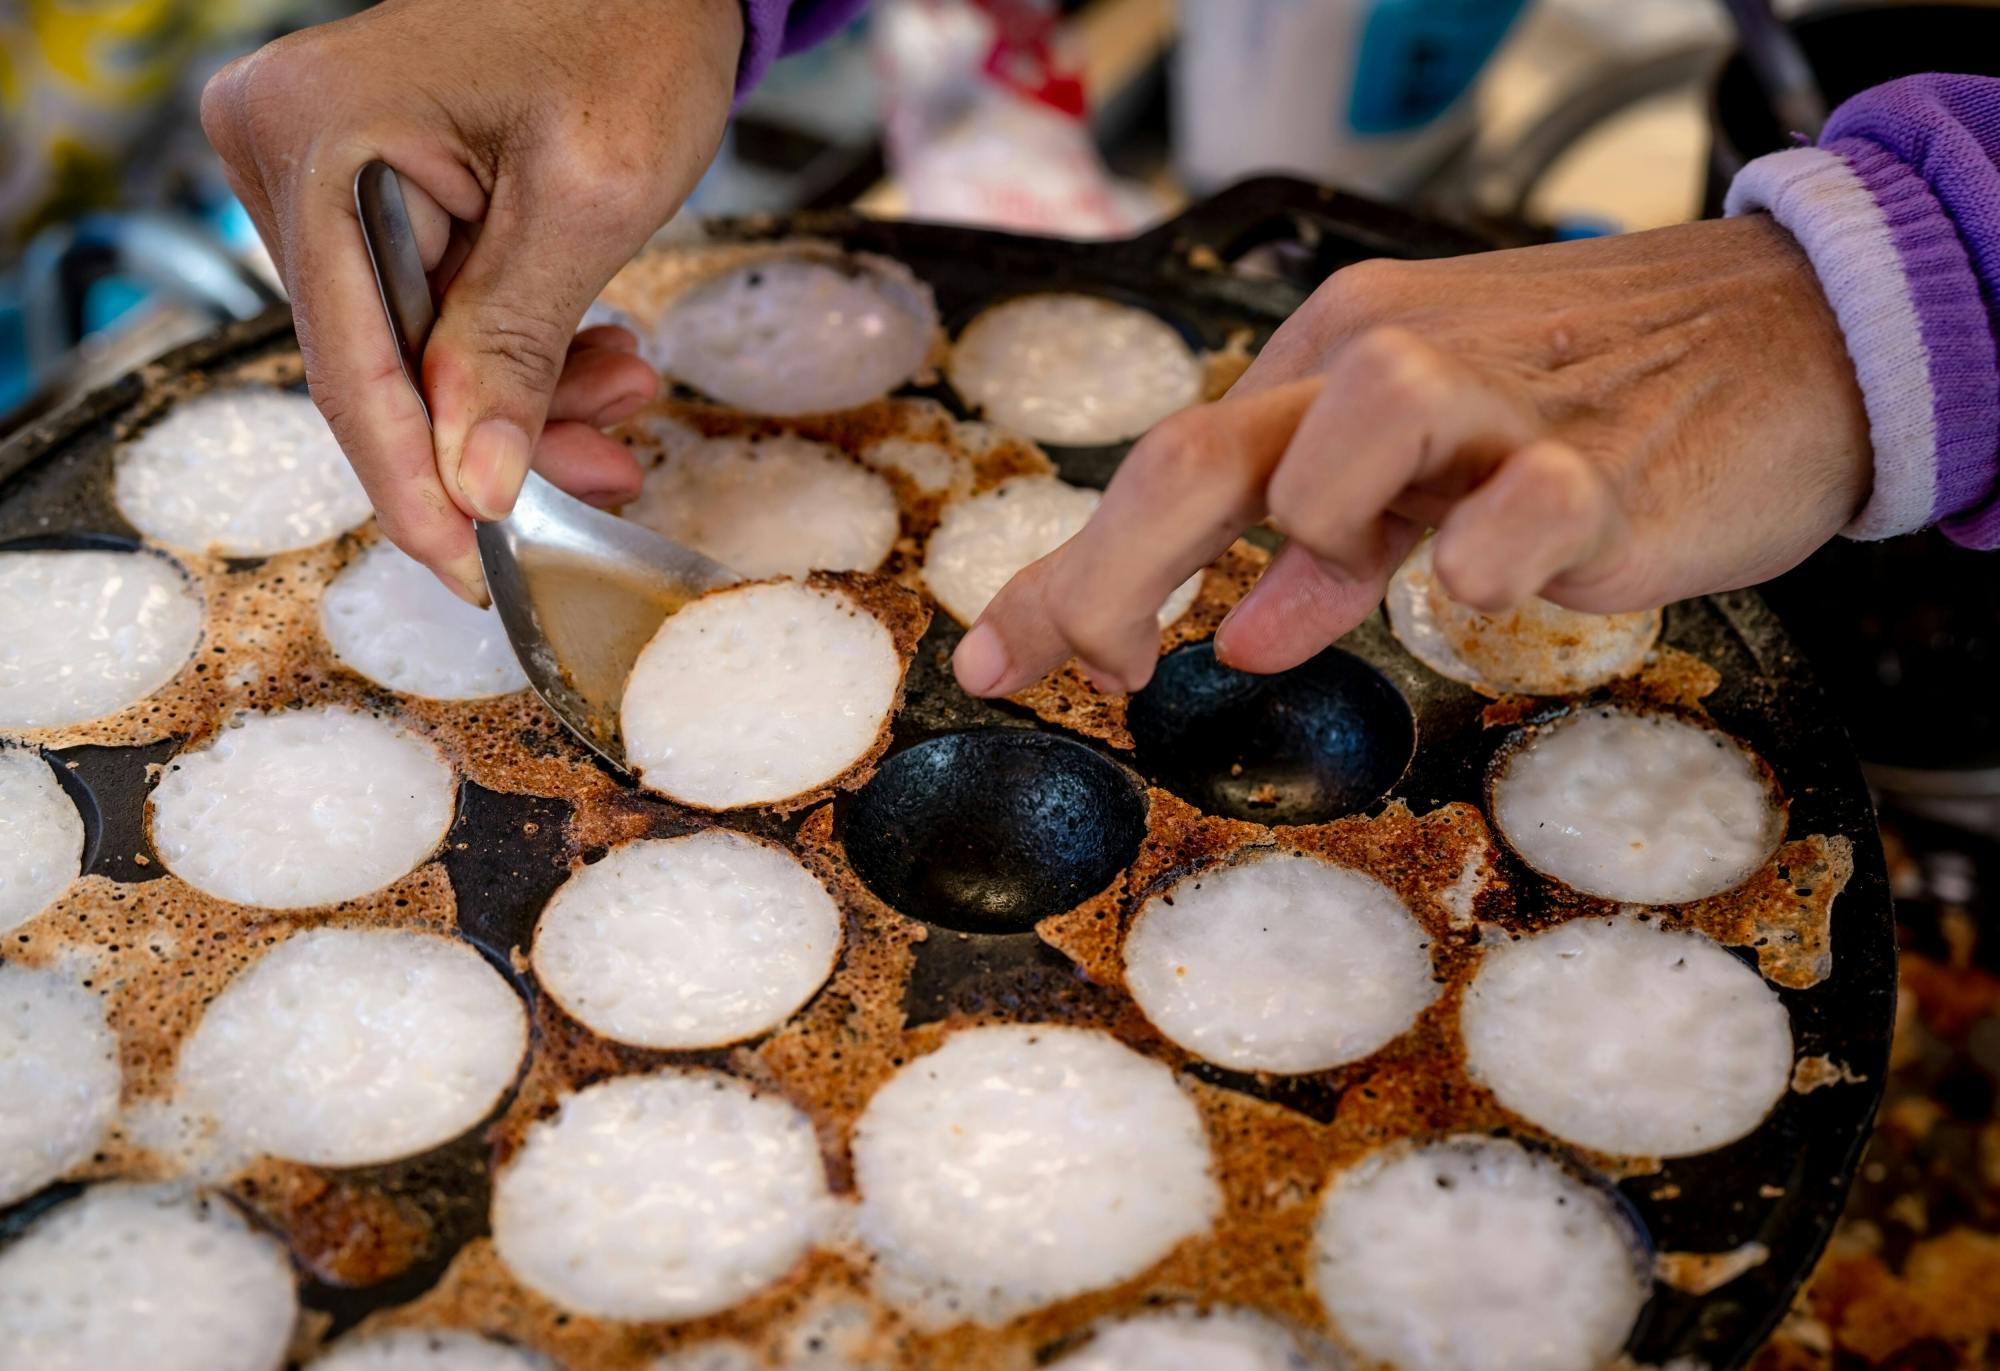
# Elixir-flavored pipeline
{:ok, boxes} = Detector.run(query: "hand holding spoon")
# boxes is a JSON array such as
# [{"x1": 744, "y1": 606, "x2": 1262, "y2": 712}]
[{"x1": 353, "y1": 160, "x2": 737, "y2": 772}]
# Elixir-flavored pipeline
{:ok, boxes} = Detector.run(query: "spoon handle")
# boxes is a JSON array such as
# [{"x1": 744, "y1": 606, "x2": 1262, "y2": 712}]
[{"x1": 353, "y1": 161, "x2": 438, "y2": 427}]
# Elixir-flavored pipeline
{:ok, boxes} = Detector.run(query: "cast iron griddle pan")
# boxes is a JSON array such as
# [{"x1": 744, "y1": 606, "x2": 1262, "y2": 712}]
[{"x1": 0, "y1": 178, "x2": 1893, "y2": 1370}]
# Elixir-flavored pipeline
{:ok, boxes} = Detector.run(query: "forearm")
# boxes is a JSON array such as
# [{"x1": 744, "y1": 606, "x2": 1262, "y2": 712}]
[{"x1": 1726, "y1": 74, "x2": 2000, "y2": 549}]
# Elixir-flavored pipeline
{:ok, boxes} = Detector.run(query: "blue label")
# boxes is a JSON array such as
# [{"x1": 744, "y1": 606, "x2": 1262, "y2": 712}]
[{"x1": 1348, "y1": 0, "x2": 1530, "y2": 135}]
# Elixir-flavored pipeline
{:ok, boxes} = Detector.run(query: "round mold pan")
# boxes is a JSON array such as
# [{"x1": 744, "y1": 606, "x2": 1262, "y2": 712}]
[
  {"x1": 937, "y1": 287, "x2": 1210, "y2": 491},
  {"x1": 840, "y1": 727, "x2": 1148, "y2": 935},
  {"x1": 1126, "y1": 641, "x2": 1416, "y2": 825},
  {"x1": 0, "y1": 188, "x2": 1895, "y2": 1371}
]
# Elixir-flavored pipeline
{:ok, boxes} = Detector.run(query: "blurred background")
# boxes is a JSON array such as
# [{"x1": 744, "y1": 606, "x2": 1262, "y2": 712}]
[
  {"x1": 14, "y1": 0, "x2": 1998, "y2": 428},
  {"x1": 3, "y1": 4, "x2": 1999, "y2": 1360}
]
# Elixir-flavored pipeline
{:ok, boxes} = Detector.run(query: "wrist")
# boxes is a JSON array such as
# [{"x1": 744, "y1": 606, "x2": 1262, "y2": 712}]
[{"x1": 1726, "y1": 143, "x2": 2000, "y2": 547}]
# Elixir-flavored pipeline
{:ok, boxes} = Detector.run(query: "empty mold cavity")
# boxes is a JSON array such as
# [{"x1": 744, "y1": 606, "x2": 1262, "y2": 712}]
[
  {"x1": 843, "y1": 728, "x2": 1147, "y2": 933},
  {"x1": 1127, "y1": 643, "x2": 1414, "y2": 824}
]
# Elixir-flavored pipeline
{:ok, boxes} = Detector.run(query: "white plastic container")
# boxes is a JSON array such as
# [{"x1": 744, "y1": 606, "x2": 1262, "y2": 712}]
[{"x1": 1173, "y1": 0, "x2": 1528, "y2": 198}]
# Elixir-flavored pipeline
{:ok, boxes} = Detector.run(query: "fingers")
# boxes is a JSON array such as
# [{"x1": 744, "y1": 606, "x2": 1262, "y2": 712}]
[
  {"x1": 1264, "y1": 326, "x2": 1536, "y2": 578},
  {"x1": 953, "y1": 380, "x2": 1322, "y2": 697},
  {"x1": 572, "y1": 324, "x2": 640, "y2": 354},
  {"x1": 533, "y1": 423, "x2": 645, "y2": 508},
  {"x1": 952, "y1": 319, "x2": 1611, "y2": 701},
  {"x1": 1431, "y1": 439, "x2": 1617, "y2": 611},
  {"x1": 548, "y1": 341, "x2": 657, "y2": 429},
  {"x1": 283, "y1": 165, "x2": 488, "y2": 605},
  {"x1": 423, "y1": 173, "x2": 656, "y2": 527},
  {"x1": 1213, "y1": 519, "x2": 1421, "y2": 674}
]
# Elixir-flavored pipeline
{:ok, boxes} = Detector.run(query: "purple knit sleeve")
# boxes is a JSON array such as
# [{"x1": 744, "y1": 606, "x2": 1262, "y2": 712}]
[
  {"x1": 737, "y1": 0, "x2": 871, "y2": 95},
  {"x1": 1725, "y1": 75, "x2": 2000, "y2": 549}
]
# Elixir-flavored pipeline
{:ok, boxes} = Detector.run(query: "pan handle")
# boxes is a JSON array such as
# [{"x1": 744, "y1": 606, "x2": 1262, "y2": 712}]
[{"x1": 1135, "y1": 175, "x2": 1497, "y2": 285}]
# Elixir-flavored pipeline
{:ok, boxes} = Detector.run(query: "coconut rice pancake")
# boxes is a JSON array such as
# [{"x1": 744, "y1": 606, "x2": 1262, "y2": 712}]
[
  {"x1": 0, "y1": 963, "x2": 119, "y2": 1206},
  {"x1": 622, "y1": 431, "x2": 900, "y2": 580},
  {"x1": 310, "y1": 1330, "x2": 556, "y2": 1371},
  {"x1": 1490, "y1": 706, "x2": 1784, "y2": 904},
  {"x1": 1463, "y1": 916, "x2": 1794, "y2": 1157},
  {"x1": 621, "y1": 579, "x2": 905, "y2": 809},
  {"x1": 114, "y1": 386, "x2": 372, "y2": 556},
  {"x1": 1312, "y1": 1137, "x2": 1650, "y2": 1371},
  {"x1": 947, "y1": 294, "x2": 1203, "y2": 445},
  {"x1": 851, "y1": 1024, "x2": 1220, "y2": 1325},
  {"x1": 0, "y1": 547, "x2": 203, "y2": 730},
  {"x1": 322, "y1": 539, "x2": 529, "y2": 700},
  {"x1": 0, "y1": 1184, "x2": 298, "y2": 1371},
  {"x1": 175, "y1": 926, "x2": 527, "y2": 1167},
  {"x1": 0, "y1": 748, "x2": 84, "y2": 933},
  {"x1": 1123, "y1": 851, "x2": 1438, "y2": 1074},
  {"x1": 1386, "y1": 536, "x2": 1660, "y2": 697},
  {"x1": 922, "y1": 474, "x2": 1201, "y2": 628},
  {"x1": 532, "y1": 829, "x2": 841, "y2": 1049},
  {"x1": 148, "y1": 705, "x2": 457, "y2": 908},
  {"x1": 648, "y1": 254, "x2": 937, "y2": 415},
  {"x1": 1049, "y1": 1307, "x2": 1332, "y2": 1370},
  {"x1": 491, "y1": 1070, "x2": 832, "y2": 1321}
]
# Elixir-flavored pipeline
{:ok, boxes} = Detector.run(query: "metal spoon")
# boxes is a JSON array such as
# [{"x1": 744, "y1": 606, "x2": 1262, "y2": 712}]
[{"x1": 353, "y1": 160, "x2": 737, "y2": 772}]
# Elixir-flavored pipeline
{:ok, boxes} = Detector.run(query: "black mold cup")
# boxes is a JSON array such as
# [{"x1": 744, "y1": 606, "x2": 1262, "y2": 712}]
[
  {"x1": 842, "y1": 728, "x2": 1149, "y2": 934},
  {"x1": 1126, "y1": 643, "x2": 1416, "y2": 825}
]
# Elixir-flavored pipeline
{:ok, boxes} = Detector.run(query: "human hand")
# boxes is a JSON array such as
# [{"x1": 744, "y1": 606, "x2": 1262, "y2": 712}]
[
  {"x1": 202, "y1": 0, "x2": 744, "y2": 603},
  {"x1": 952, "y1": 214, "x2": 1874, "y2": 696}
]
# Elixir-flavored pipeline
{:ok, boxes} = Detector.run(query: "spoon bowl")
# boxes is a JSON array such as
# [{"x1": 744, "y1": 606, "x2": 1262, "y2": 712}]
[{"x1": 476, "y1": 473, "x2": 736, "y2": 767}]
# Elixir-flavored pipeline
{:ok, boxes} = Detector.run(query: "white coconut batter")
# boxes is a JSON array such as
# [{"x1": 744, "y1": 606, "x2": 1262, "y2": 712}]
[
  {"x1": 0, "y1": 1184, "x2": 299, "y2": 1371},
  {"x1": 0, "y1": 548, "x2": 202, "y2": 729},
  {"x1": 322, "y1": 540, "x2": 528, "y2": 699},
  {"x1": 1385, "y1": 538, "x2": 1659, "y2": 696},
  {"x1": 0, "y1": 748, "x2": 84, "y2": 933},
  {"x1": 1492, "y1": 706, "x2": 1783, "y2": 904},
  {"x1": 651, "y1": 255, "x2": 937, "y2": 414},
  {"x1": 851, "y1": 1025, "x2": 1219, "y2": 1325},
  {"x1": 491, "y1": 1070, "x2": 832, "y2": 1321},
  {"x1": 176, "y1": 927, "x2": 526, "y2": 1167},
  {"x1": 622, "y1": 581, "x2": 901, "y2": 809},
  {"x1": 650, "y1": 1294, "x2": 881, "y2": 1370},
  {"x1": 861, "y1": 436, "x2": 965, "y2": 496},
  {"x1": 922, "y1": 475, "x2": 1201, "y2": 628},
  {"x1": 948, "y1": 294, "x2": 1203, "y2": 445},
  {"x1": 1123, "y1": 852, "x2": 1439, "y2": 1074},
  {"x1": 1463, "y1": 917, "x2": 1794, "y2": 1157},
  {"x1": 1313, "y1": 1137, "x2": 1649, "y2": 1371},
  {"x1": 622, "y1": 433, "x2": 899, "y2": 579},
  {"x1": 150, "y1": 706, "x2": 456, "y2": 908},
  {"x1": 114, "y1": 387, "x2": 372, "y2": 555},
  {"x1": 1051, "y1": 1307, "x2": 1330, "y2": 1371},
  {"x1": 0, "y1": 964, "x2": 119, "y2": 1206},
  {"x1": 534, "y1": 830, "x2": 841, "y2": 1049},
  {"x1": 310, "y1": 1330, "x2": 553, "y2": 1371}
]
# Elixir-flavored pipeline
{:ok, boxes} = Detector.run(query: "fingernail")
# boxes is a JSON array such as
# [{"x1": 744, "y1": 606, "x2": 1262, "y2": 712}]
[
  {"x1": 457, "y1": 418, "x2": 531, "y2": 521},
  {"x1": 953, "y1": 623, "x2": 1010, "y2": 695},
  {"x1": 444, "y1": 551, "x2": 490, "y2": 609}
]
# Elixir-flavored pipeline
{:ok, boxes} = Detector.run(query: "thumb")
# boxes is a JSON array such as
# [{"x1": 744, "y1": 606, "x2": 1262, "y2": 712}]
[{"x1": 422, "y1": 186, "x2": 636, "y2": 522}]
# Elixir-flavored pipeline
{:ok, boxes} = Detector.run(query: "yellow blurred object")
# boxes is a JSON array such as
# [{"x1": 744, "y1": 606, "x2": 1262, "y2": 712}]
[{"x1": 2, "y1": 0, "x2": 312, "y2": 244}]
